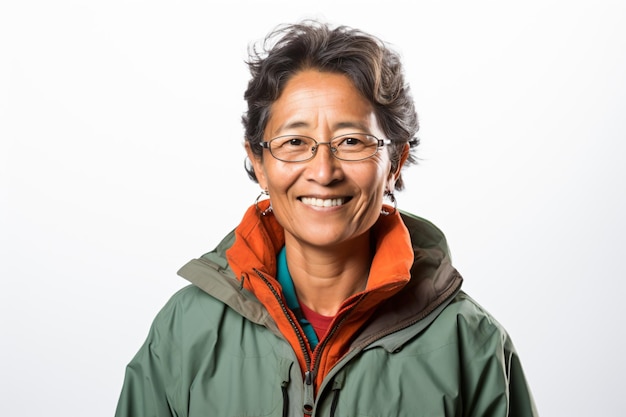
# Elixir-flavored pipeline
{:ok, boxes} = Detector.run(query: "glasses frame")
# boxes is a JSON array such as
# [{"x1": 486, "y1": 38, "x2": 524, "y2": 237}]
[{"x1": 260, "y1": 133, "x2": 393, "y2": 163}]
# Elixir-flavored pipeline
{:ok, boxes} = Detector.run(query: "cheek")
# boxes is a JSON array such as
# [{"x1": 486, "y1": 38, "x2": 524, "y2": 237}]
[
  {"x1": 364, "y1": 158, "x2": 393, "y2": 191},
  {"x1": 263, "y1": 162, "x2": 300, "y2": 191},
  {"x1": 350, "y1": 167, "x2": 389, "y2": 205}
]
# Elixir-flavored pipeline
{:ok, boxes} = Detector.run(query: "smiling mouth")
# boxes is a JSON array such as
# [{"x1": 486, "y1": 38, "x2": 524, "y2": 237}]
[{"x1": 299, "y1": 197, "x2": 350, "y2": 208}]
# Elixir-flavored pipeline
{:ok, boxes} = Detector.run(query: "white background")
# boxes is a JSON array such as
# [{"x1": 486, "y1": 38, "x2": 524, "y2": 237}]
[{"x1": 2, "y1": 1, "x2": 625, "y2": 416}]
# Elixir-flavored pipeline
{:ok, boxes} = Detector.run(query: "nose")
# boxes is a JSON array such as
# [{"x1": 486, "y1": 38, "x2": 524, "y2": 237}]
[{"x1": 306, "y1": 141, "x2": 342, "y2": 184}]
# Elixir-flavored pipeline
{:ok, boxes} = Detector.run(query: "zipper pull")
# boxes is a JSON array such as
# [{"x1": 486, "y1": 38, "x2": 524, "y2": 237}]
[{"x1": 303, "y1": 371, "x2": 314, "y2": 415}]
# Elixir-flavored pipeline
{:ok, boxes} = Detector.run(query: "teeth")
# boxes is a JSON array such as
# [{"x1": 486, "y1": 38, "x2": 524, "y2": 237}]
[{"x1": 301, "y1": 197, "x2": 345, "y2": 207}]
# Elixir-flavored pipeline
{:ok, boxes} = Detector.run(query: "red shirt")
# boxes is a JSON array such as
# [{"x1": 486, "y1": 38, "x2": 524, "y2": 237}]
[{"x1": 299, "y1": 301, "x2": 334, "y2": 340}]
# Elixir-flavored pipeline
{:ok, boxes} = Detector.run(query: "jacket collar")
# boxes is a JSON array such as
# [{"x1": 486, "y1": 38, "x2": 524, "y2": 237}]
[{"x1": 178, "y1": 202, "x2": 462, "y2": 334}]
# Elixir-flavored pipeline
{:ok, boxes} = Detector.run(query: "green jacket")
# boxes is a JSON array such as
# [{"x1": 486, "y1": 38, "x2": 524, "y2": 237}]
[{"x1": 115, "y1": 211, "x2": 537, "y2": 416}]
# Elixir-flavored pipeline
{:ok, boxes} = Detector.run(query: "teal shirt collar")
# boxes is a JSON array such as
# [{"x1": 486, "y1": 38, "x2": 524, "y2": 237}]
[{"x1": 276, "y1": 246, "x2": 319, "y2": 349}]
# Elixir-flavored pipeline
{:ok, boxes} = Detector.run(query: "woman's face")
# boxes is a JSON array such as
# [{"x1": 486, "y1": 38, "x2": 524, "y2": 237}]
[{"x1": 247, "y1": 70, "x2": 399, "y2": 250}]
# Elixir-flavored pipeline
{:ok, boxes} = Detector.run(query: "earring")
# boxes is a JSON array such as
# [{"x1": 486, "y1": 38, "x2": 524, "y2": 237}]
[
  {"x1": 380, "y1": 191, "x2": 397, "y2": 216},
  {"x1": 255, "y1": 189, "x2": 273, "y2": 216}
]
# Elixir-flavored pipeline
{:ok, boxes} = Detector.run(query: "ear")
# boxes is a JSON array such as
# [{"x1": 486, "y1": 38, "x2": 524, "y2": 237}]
[
  {"x1": 245, "y1": 142, "x2": 268, "y2": 189},
  {"x1": 386, "y1": 143, "x2": 410, "y2": 190}
]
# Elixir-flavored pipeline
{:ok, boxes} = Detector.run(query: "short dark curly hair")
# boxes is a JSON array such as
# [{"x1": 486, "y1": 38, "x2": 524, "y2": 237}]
[{"x1": 242, "y1": 20, "x2": 419, "y2": 190}]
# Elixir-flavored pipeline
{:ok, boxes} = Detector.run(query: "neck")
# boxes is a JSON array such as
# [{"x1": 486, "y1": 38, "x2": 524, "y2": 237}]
[{"x1": 284, "y1": 232, "x2": 373, "y2": 316}]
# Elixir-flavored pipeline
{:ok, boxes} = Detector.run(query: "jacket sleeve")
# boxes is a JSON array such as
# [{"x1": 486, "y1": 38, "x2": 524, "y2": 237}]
[
  {"x1": 456, "y1": 308, "x2": 538, "y2": 417},
  {"x1": 115, "y1": 297, "x2": 183, "y2": 417}
]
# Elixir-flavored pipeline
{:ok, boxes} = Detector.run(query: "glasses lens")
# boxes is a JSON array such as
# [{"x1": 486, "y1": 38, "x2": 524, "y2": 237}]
[
  {"x1": 332, "y1": 134, "x2": 380, "y2": 161},
  {"x1": 269, "y1": 135, "x2": 316, "y2": 162}
]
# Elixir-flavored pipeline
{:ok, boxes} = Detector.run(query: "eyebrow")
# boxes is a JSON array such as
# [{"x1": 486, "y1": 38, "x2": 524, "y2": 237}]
[{"x1": 275, "y1": 120, "x2": 371, "y2": 135}]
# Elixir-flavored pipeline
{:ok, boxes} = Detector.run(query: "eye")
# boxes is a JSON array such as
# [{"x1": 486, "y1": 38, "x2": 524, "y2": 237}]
[
  {"x1": 335, "y1": 134, "x2": 369, "y2": 149},
  {"x1": 343, "y1": 136, "x2": 363, "y2": 146},
  {"x1": 273, "y1": 136, "x2": 310, "y2": 148},
  {"x1": 287, "y1": 137, "x2": 307, "y2": 147}
]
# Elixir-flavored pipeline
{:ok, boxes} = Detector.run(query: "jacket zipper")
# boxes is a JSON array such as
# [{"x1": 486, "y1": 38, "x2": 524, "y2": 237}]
[
  {"x1": 308, "y1": 294, "x2": 365, "y2": 382},
  {"x1": 253, "y1": 268, "x2": 312, "y2": 369},
  {"x1": 256, "y1": 265, "x2": 370, "y2": 415},
  {"x1": 254, "y1": 269, "x2": 316, "y2": 414},
  {"x1": 254, "y1": 269, "x2": 366, "y2": 415}
]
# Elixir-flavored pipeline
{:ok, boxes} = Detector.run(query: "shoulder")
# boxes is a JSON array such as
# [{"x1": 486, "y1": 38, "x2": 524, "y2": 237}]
[
  {"x1": 434, "y1": 291, "x2": 515, "y2": 352},
  {"x1": 160, "y1": 284, "x2": 224, "y2": 314},
  {"x1": 149, "y1": 285, "x2": 231, "y2": 339}
]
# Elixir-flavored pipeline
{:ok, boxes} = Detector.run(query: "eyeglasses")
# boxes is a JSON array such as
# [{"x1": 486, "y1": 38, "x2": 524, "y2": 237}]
[{"x1": 260, "y1": 133, "x2": 392, "y2": 163}]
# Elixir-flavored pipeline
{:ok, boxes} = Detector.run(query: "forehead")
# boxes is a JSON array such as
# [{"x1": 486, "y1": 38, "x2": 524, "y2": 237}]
[{"x1": 266, "y1": 70, "x2": 379, "y2": 137}]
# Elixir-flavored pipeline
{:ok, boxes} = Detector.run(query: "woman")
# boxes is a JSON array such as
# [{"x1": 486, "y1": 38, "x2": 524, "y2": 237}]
[{"x1": 115, "y1": 21, "x2": 537, "y2": 416}]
